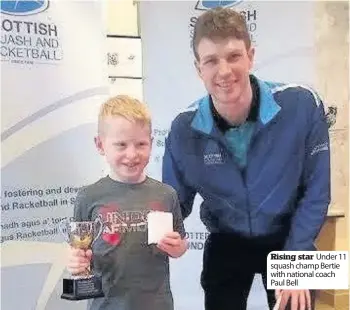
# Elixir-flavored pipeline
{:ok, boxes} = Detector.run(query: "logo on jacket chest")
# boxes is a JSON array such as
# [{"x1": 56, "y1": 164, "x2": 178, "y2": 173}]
[
  {"x1": 204, "y1": 153, "x2": 224, "y2": 165},
  {"x1": 203, "y1": 141, "x2": 224, "y2": 165}
]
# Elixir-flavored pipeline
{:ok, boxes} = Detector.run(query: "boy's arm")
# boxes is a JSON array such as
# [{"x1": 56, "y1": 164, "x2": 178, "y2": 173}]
[
  {"x1": 170, "y1": 189, "x2": 188, "y2": 258},
  {"x1": 171, "y1": 189, "x2": 186, "y2": 240},
  {"x1": 156, "y1": 189, "x2": 188, "y2": 258},
  {"x1": 283, "y1": 96, "x2": 331, "y2": 251}
]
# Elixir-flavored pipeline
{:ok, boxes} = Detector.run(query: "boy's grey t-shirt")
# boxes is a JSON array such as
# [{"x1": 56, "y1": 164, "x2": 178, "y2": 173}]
[{"x1": 74, "y1": 176, "x2": 186, "y2": 310}]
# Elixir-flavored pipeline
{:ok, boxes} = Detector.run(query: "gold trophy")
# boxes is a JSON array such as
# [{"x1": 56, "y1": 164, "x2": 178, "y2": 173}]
[{"x1": 59, "y1": 218, "x2": 104, "y2": 300}]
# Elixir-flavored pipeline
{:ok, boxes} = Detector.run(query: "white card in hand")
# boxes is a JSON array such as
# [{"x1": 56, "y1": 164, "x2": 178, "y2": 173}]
[{"x1": 147, "y1": 211, "x2": 173, "y2": 244}]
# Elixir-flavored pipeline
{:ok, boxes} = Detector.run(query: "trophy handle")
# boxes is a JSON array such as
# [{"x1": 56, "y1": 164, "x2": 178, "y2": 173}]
[
  {"x1": 58, "y1": 219, "x2": 71, "y2": 243},
  {"x1": 92, "y1": 216, "x2": 104, "y2": 245}
]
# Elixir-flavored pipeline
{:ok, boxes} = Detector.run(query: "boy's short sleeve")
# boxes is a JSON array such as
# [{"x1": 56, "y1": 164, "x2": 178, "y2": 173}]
[
  {"x1": 170, "y1": 189, "x2": 186, "y2": 239},
  {"x1": 73, "y1": 188, "x2": 90, "y2": 222}
]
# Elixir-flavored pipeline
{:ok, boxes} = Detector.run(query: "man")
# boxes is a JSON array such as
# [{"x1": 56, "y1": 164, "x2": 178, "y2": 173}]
[{"x1": 162, "y1": 7, "x2": 330, "y2": 310}]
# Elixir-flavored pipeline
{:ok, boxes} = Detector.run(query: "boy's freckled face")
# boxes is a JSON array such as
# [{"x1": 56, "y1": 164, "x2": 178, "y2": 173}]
[{"x1": 95, "y1": 116, "x2": 152, "y2": 183}]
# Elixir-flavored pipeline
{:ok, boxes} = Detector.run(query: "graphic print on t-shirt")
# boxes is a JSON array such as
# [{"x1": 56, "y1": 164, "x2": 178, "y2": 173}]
[
  {"x1": 97, "y1": 203, "x2": 146, "y2": 245},
  {"x1": 98, "y1": 201, "x2": 167, "y2": 246}
]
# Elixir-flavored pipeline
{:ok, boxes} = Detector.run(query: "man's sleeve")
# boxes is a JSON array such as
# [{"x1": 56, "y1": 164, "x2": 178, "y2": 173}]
[
  {"x1": 283, "y1": 96, "x2": 331, "y2": 251},
  {"x1": 170, "y1": 189, "x2": 186, "y2": 239},
  {"x1": 162, "y1": 129, "x2": 197, "y2": 219}
]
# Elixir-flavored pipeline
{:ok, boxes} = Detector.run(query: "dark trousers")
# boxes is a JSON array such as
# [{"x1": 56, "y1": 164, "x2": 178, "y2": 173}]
[{"x1": 200, "y1": 233, "x2": 316, "y2": 310}]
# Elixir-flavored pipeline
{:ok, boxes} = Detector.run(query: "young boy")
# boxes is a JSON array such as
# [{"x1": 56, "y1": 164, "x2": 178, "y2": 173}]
[{"x1": 66, "y1": 95, "x2": 188, "y2": 310}]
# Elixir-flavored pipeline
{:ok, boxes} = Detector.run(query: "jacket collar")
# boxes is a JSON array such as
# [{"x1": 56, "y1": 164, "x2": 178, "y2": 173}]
[{"x1": 191, "y1": 75, "x2": 281, "y2": 135}]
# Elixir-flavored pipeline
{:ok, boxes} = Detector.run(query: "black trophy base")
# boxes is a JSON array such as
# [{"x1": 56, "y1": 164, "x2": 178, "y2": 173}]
[{"x1": 61, "y1": 276, "x2": 104, "y2": 301}]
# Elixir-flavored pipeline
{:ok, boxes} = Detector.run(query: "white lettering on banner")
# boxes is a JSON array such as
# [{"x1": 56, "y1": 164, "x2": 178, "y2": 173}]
[
  {"x1": 1, "y1": 16, "x2": 63, "y2": 65},
  {"x1": 267, "y1": 251, "x2": 349, "y2": 289}
]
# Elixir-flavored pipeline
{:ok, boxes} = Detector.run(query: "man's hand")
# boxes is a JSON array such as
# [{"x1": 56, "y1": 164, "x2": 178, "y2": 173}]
[
  {"x1": 157, "y1": 232, "x2": 188, "y2": 258},
  {"x1": 66, "y1": 247, "x2": 92, "y2": 275},
  {"x1": 275, "y1": 289, "x2": 311, "y2": 310}
]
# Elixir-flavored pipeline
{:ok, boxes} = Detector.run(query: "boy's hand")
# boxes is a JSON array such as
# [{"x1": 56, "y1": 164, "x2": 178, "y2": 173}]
[
  {"x1": 66, "y1": 247, "x2": 92, "y2": 275},
  {"x1": 157, "y1": 232, "x2": 188, "y2": 258}
]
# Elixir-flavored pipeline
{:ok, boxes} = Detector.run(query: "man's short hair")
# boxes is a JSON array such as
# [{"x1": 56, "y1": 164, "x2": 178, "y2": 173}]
[{"x1": 192, "y1": 7, "x2": 251, "y2": 60}]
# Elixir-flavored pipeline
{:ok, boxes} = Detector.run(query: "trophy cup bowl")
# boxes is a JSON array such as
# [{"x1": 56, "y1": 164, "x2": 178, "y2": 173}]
[{"x1": 59, "y1": 218, "x2": 105, "y2": 300}]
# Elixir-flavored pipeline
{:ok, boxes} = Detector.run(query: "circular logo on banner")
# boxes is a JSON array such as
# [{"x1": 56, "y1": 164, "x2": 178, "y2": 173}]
[
  {"x1": 1, "y1": 0, "x2": 49, "y2": 16},
  {"x1": 195, "y1": 0, "x2": 243, "y2": 11}
]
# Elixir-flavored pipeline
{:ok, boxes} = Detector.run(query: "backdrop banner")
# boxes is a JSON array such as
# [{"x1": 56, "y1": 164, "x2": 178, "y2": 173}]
[
  {"x1": 139, "y1": 1, "x2": 315, "y2": 309},
  {"x1": 1, "y1": 1, "x2": 108, "y2": 309}
]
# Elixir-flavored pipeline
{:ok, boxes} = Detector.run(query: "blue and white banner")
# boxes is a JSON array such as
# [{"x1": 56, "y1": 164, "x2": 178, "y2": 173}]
[
  {"x1": 1, "y1": 1, "x2": 108, "y2": 309},
  {"x1": 139, "y1": 1, "x2": 315, "y2": 309}
]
